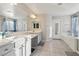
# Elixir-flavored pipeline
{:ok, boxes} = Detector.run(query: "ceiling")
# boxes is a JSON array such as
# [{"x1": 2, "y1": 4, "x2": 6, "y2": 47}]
[
  {"x1": 0, "y1": 3, "x2": 15, "y2": 17},
  {"x1": 26, "y1": 3, "x2": 79, "y2": 16},
  {"x1": 0, "y1": 3, "x2": 79, "y2": 17}
]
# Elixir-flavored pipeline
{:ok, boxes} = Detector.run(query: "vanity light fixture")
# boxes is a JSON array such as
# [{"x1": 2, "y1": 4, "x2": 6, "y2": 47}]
[{"x1": 30, "y1": 14, "x2": 37, "y2": 19}]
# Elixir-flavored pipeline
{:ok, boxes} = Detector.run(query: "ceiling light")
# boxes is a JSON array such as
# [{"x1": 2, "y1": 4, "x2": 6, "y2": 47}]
[
  {"x1": 10, "y1": 3, "x2": 17, "y2": 6},
  {"x1": 7, "y1": 10, "x2": 11, "y2": 12},
  {"x1": 57, "y1": 3, "x2": 63, "y2": 5}
]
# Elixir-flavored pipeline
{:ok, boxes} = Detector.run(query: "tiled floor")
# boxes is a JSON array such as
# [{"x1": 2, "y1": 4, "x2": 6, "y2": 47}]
[{"x1": 32, "y1": 39, "x2": 73, "y2": 56}]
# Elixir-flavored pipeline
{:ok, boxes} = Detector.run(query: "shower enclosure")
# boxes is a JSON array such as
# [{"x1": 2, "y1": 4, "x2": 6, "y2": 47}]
[{"x1": 71, "y1": 15, "x2": 79, "y2": 51}]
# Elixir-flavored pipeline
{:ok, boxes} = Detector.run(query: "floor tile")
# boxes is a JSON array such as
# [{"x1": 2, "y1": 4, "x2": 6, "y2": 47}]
[{"x1": 32, "y1": 39, "x2": 73, "y2": 56}]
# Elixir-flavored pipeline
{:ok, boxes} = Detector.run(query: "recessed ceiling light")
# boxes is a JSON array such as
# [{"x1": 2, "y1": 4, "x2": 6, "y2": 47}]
[
  {"x1": 7, "y1": 10, "x2": 11, "y2": 12},
  {"x1": 10, "y1": 3, "x2": 17, "y2": 6},
  {"x1": 57, "y1": 3, "x2": 63, "y2": 5},
  {"x1": 6, "y1": 9, "x2": 13, "y2": 13}
]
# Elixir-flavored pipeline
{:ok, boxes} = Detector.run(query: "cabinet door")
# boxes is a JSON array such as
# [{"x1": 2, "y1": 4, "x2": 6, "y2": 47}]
[
  {"x1": 19, "y1": 46, "x2": 23, "y2": 56},
  {"x1": 32, "y1": 36, "x2": 38, "y2": 48},
  {"x1": 26, "y1": 38, "x2": 31, "y2": 56},
  {"x1": 38, "y1": 33, "x2": 41, "y2": 44}
]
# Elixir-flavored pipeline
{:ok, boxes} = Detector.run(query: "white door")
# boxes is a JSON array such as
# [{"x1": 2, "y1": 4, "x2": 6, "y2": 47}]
[{"x1": 53, "y1": 20, "x2": 61, "y2": 39}]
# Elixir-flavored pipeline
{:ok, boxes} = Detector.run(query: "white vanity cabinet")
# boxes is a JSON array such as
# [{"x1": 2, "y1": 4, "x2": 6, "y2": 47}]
[
  {"x1": 38, "y1": 32, "x2": 42, "y2": 44},
  {"x1": 25, "y1": 36, "x2": 31, "y2": 56},
  {"x1": 14, "y1": 35, "x2": 31, "y2": 56},
  {"x1": 14, "y1": 37, "x2": 25, "y2": 56},
  {"x1": 5, "y1": 35, "x2": 32, "y2": 56}
]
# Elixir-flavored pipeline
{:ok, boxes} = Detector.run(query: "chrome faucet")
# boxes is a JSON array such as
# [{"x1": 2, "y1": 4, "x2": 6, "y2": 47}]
[
  {"x1": 33, "y1": 30, "x2": 35, "y2": 32},
  {"x1": 2, "y1": 32, "x2": 6, "y2": 39}
]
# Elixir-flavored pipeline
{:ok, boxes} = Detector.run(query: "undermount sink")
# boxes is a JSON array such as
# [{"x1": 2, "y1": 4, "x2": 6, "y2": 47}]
[
  {"x1": 29, "y1": 32, "x2": 37, "y2": 34},
  {"x1": 28, "y1": 31, "x2": 40, "y2": 34}
]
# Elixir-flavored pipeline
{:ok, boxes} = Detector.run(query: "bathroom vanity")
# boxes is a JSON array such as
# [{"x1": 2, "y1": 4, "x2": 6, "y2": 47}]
[
  {"x1": 3, "y1": 31, "x2": 42, "y2": 56},
  {"x1": 5, "y1": 34, "x2": 32, "y2": 56}
]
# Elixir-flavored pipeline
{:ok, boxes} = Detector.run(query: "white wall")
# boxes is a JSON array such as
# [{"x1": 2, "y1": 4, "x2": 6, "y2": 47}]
[
  {"x1": 37, "y1": 14, "x2": 48, "y2": 41},
  {"x1": 38, "y1": 14, "x2": 54, "y2": 41},
  {"x1": 46, "y1": 15, "x2": 53, "y2": 39}
]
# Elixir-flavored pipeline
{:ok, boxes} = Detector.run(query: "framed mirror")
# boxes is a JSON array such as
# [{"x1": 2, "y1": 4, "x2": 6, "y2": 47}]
[{"x1": 32, "y1": 21, "x2": 39, "y2": 29}]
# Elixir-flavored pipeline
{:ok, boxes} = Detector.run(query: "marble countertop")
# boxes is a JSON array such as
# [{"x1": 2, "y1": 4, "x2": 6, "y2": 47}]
[
  {"x1": 10, "y1": 32, "x2": 38, "y2": 39},
  {"x1": 0, "y1": 31, "x2": 40, "y2": 50},
  {"x1": 0, "y1": 39, "x2": 11, "y2": 48},
  {"x1": 27, "y1": 30, "x2": 42, "y2": 34},
  {"x1": 5, "y1": 31, "x2": 39, "y2": 42}
]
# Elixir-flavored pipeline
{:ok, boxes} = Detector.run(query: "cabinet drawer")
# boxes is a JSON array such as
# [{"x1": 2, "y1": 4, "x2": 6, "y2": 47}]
[{"x1": 0, "y1": 43, "x2": 14, "y2": 56}]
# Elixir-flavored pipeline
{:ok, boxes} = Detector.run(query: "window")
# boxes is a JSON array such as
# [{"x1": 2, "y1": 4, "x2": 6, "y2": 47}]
[
  {"x1": 71, "y1": 16, "x2": 78, "y2": 36},
  {"x1": 2, "y1": 18, "x2": 16, "y2": 32}
]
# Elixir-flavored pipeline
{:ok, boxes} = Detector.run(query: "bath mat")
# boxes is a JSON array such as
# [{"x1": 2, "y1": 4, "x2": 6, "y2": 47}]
[{"x1": 65, "y1": 51, "x2": 79, "y2": 56}]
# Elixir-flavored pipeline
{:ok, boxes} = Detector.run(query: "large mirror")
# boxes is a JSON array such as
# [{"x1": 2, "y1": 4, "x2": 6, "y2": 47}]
[
  {"x1": 2, "y1": 17, "x2": 17, "y2": 32},
  {"x1": 0, "y1": 15, "x2": 17, "y2": 38}
]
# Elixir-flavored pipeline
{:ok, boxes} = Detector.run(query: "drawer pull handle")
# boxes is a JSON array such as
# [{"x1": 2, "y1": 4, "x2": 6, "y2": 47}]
[{"x1": 14, "y1": 43, "x2": 15, "y2": 48}]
